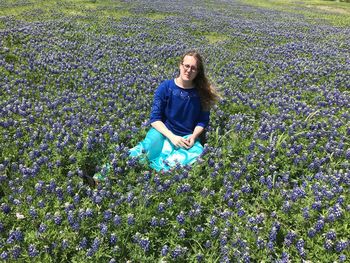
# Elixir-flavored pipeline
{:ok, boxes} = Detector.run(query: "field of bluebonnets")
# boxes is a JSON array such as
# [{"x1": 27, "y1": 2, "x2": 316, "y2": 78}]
[{"x1": 1, "y1": 0, "x2": 350, "y2": 261}]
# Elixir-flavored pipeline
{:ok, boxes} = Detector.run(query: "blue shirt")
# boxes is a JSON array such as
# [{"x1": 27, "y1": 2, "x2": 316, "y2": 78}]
[{"x1": 149, "y1": 79, "x2": 210, "y2": 136}]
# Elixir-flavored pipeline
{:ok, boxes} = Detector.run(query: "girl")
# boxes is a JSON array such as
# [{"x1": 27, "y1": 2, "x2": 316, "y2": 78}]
[{"x1": 129, "y1": 50, "x2": 220, "y2": 171}]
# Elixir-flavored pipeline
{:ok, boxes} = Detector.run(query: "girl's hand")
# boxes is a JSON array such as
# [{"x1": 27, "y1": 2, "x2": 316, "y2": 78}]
[
  {"x1": 186, "y1": 135, "x2": 196, "y2": 148},
  {"x1": 170, "y1": 135, "x2": 191, "y2": 149}
]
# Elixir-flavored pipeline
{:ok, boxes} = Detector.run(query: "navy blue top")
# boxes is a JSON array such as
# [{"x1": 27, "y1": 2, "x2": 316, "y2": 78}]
[{"x1": 149, "y1": 79, "x2": 210, "y2": 136}]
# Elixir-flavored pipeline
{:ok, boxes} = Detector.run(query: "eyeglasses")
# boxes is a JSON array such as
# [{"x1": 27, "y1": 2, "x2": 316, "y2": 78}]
[{"x1": 182, "y1": 63, "x2": 198, "y2": 72}]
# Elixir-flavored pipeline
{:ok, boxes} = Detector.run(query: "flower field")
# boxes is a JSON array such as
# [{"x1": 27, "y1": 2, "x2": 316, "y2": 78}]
[{"x1": 1, "y1": 0, "x2": 350, "y2": 261}]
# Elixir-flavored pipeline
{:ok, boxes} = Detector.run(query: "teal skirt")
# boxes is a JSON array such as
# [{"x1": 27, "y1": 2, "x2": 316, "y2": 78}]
[{"x1": 129, "y1": 128, "x2": 204, "y2": 171}]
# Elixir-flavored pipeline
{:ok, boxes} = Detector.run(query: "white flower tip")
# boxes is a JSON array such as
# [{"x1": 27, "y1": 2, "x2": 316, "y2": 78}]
[{"x1": 16, "y1": 213, "x2": 25, "y2": 219}]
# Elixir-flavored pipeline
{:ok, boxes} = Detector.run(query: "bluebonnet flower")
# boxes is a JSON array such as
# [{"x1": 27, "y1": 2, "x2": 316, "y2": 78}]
[
  {"x1": 79, "y1": 237, "x2": 88, "y2": 250},
  {"x1": 195, "y1": 225, "x2": 204, "y2": 232},
  {"x1": 278, "y1": 252, "x2": 290, "y2": 263},
  {"x1": 67, "y1": 211, "x2": 75, "y2": 225},
  {"x1": 339, "y1": 254, "x2": 347, "y2": 262},
  {"x1": 110, "y1": 233, "x2": 117, "y2": 246},
  {"x1": 269, "y1": 222, "x2": 280, "y2": 243},
  {"x1": 209, "y1": 215, "x2": 217, "y2": 225},
  {"x1": 314, "y1": 219, "x2": 325, "y2": 232},
  {"x1": 308, "y1": 228, "x2": 316, "y2": 238},
  {"x1": 85, "y1": 208, "x2": 94, "y2": 218},
  {"x1": 150, "y1": 216, "x2": 158, "y2": 227},
  {"x1": 345, "y1": 149, "x2": 350, "y2": 160},
  {"x1": 330, "y1": 204, "x2": 343, "y2": 220},
  {"x1": 204, "y1": 240, "x2": 212, "y2": 249},
  {"x1": 161, "y1": 245, "x2": 169, "y2": 256},
  {"x1": 335, "y1": 240, "x2": 348, "y2": 252},
  {"x1": 28, "y1": 244, "x2": 39, "y2": 257},
  {"x1": 167, "y1": 197, "x2": 174, "y2": 207},
  {"x1": 325, "y1": 230, "x2": 336, "y2": 240},
  {"x1": 296, "y1": 239, "x2": 306, "y2": 258},
  {"x1": 211, "y1": 226, "x2": 220, "y2": 238},
  {"x1": 93, "y1": 194, "x2": 103, "y2": 204},
  {"x1": 35, "y1": 181, "x2": 44, "y2": 195},
  {"x1": 220, "y1": 209, "x2": 231, "y2": 219},
  {"x1": 220, "y1": 235, "x2": 228, "y2": 247},
  {"x1": 196, "y1": 253, "x2": 204, "y2": 262},
  {"x1": 1, "y1": 203, "x2": 11, "y2": 214},
  {"x1": 0, "y1": 251, "x2": 8, "y2": 260},
  {"x1": 127, "y1": 192, "x2": 134, "y2": 203},
  {"x1": 282, "y1": 200, "x2": 291, "y2": 213},
  {"x1": 327, "y1": 213, "x2": 335, "y2": 222},
  {"x1": 103, "y1": 209, "x2": 113, "y2": 221},
  {"x1": 62, "y1": 239, "x2": 69, "y2": 250},
  {"x1": 241, "y1": 183, "x2": 252, "y2": 193},
  {"x1": 302, "y1": 207, "x2": 310, "y2": 219},
  {"x1": 38, "y1": 199, "x2": 47, "y2": 209},
  {"x1": 262, "y1": 191, "x2": 269, "y2": 200},
  {"x1": 26, "y1": 195, "x2": 33, "y2": 203},
  {"x1": 7, "y1": 229, "x2": 24, "y2": 243},
  {"x1": 284, "y1": 231, "x2": 296, "y2": 247},
  {"x1": 159, "y1": 217, "x2": 167, "y2": 227},
  {"x1": 100, "y1": 223, "x2": 108, "y2": 235},
  {"x1": 178, "y1": 229, "x2": 186, "y2": 238},
  {"x1": 11, "y1": 245, "x2": 21, "y2": 259},
  {"x1": 143, "y1": 171, "x2": 151, "y2": 181},
  {"x1": 256, "y1": 237, "x2": 265, "y2": 249},
  {"x1": 242, "y1": 252, "x2": 251, "y2": 263},
  {"x1": 290, "y1": 187, "x2": 306, "y2": 201},
  {"x1": 311, "y1": 201, "x2": 322, "y2": 211},
  {"x1": 237, "y1": 208, "x2": 246, "y2": 217},
  {"x1": 127, "y1": 214, "x2": 135, "y2": 225},
  {"x1": 171, "y1": 245, "x2": 187, "y2": 259},
  {"x1": 38, "y1": 223, "x2": 47, "y2": 234},
  {"x1": 324, "y1": 239, "x2": 333, "y2": 250},
  {"x1": 73, "y1": 193, "x2": 80, "y2": 204},
  {"x1": 259, "y1": 176, "x2": 266, "y2": 185},
  {"x1": 77, "y1": 208, "x2": 86, "y2": 220},
  {"x1": 158, "y1": 202, "x2": 166, "y2": 213},
  {"x1": 176, "y1": 211, "x2": 186, "y2": 225},
  {"x1": 139, "y1": 237, "x2": 150, "y2": 252},
  {"x1": 86, "y1": 237, "x2": 100, "y2": 257}
]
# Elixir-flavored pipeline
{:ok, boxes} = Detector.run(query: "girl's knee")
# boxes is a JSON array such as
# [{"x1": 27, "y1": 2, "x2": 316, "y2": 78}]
[{"x1": 147, "y1": 127, "x2": 165, "y2": 140}]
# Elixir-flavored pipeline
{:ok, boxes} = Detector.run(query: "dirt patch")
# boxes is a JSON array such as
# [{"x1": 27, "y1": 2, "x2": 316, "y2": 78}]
[{"x1": 307, "y1": 5, "x2": 350, "y2": 15}]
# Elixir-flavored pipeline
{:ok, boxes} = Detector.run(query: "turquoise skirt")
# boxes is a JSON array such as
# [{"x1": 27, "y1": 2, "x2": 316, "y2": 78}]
[{"x1": 129, "y1": 128, "x2": 204, "y2": 171}]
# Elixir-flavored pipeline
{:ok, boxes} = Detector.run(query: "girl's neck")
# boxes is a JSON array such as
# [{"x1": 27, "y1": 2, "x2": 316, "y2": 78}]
[{"x1": 175, "y1": 77, "x2": 193, "y2": 89}]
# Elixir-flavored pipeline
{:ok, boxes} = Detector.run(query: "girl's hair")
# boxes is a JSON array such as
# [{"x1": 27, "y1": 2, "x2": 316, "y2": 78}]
[{"x1": 179, "y1": 50, "x2": 221, "y2": 110}]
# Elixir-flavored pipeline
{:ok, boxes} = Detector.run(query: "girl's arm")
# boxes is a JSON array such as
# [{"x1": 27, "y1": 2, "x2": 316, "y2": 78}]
[{"x1": 191, "y1": 125, "x2": 204, "y2": 140}]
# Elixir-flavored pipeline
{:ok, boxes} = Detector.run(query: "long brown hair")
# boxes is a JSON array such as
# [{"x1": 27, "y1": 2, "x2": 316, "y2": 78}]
[{"x1": 179, "y1": 50, "x2": 220, "y2": 111}]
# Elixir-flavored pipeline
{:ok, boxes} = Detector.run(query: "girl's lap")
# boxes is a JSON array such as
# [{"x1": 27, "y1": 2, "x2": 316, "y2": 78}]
[{"x1": 129, "y1": 128, "x2": 203, "y2": 171}]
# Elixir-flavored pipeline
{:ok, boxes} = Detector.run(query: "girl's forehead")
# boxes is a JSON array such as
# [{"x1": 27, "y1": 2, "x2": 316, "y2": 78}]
[{"x1": 183, "y1": 55, "x2": 197, "y2": 65}]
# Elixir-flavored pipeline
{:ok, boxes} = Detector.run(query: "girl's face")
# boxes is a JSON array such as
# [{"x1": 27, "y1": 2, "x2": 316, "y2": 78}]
[{"x1": 179, "y1": 55, "x2": 198, "y2": 83}]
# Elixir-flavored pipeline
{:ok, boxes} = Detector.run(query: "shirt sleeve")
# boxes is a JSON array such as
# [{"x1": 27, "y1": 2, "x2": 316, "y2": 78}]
[
  {"x1": 196, "y1": 110, "x2": 210, "y2": 128},
  {"x1": 149, "y1": 81, "x2": 168, "y2": 123}
]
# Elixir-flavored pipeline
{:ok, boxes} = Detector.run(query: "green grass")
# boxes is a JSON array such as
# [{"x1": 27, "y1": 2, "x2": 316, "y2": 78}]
[
  {"x1": 241, "y1": 0, "x2": 350, "y2": 26},
  {"x1": 0, "y1": 0, "x2": 131, "y2": 21},
  {"x1": 2, "y1": 0, "x2": 348, "y2": 26},
  {"x1": 145, "y1": 12, "x2": 169, "y2": 20},
  {"x1": 204, "y1": 32, "x2": 229, "y2": 44}
]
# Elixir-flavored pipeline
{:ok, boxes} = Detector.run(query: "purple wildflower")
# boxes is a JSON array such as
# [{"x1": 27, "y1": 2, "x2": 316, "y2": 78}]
[
  {"x1": 28, "y1": 244, "x2": 39, "y2": 257},
  {"x1": 161, "y1": 245, "x2": 169, "y2": 256},
  {"x1": 110, "y1": 233, "x2": 117, "y2": 245},
  {"x1": 176, "y1": 211, "x2": 186, "y2": 225}
]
